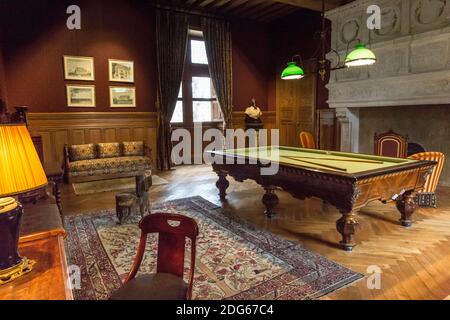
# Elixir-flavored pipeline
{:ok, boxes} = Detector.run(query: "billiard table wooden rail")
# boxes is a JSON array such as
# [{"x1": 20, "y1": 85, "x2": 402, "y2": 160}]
[{"x1": 211, "y1": 148, "x2": 436, "y2": 251}]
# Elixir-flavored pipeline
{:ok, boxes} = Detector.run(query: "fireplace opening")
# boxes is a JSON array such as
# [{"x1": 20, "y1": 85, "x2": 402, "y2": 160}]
[
  {"x1": 408, "y1": 142, "x2": 426, "y2": 157},
  {"x1": 357, "y1": 105, "x2": 450, "y2": 187}
]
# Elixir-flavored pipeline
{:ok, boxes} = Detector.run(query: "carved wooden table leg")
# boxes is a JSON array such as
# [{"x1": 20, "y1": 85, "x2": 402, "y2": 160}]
[
  {"x1": 53, "y1": 180, "x2": 63, "y2": 222},
  {"x1": 215, "y1": 170, "x2": 230, "y2": 201},
  {"x1": 396, "y1": 191, "x2": 417, "y2": 227},
  {"x1": 336, "y1": 210, "x2": 360, "y2": 251},
  {"x1": 46, "y1": 173, "x2": 64, "y2": 225},
  {"x1": 262, "y1": 186, "x2": 279, "y2": 218}
]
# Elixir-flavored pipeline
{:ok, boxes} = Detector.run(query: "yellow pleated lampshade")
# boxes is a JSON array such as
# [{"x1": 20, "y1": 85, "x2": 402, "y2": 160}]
[{"x1": 0, "y1": 124, "x2": 48, "y2": 197}]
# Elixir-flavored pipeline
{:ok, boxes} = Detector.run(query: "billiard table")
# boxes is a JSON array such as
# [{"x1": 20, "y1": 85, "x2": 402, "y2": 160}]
[{"x1": 210, "y1": 146, "x2": 436, "y2": 251}]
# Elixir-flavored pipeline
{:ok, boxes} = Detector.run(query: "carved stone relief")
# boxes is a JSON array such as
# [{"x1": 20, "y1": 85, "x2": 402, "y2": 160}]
[
  {"x1": 413, "y1": 0, "x2": 446, "y2": 25},
  {"x1": 325, "y1": 0, "x2": 450, "y2": 155},
  {"x1": 411, "y1": 0, "x2": 450, "y2": 33},
  {"x1": 340, "y1": 19, "x2": 361, "y2": 45},
  {"x1": 373, "y1": 5, "x2": 401, "y2": 38},
  {"x1": 326, "y1": 0, "x2": 450, "y2": 106}
]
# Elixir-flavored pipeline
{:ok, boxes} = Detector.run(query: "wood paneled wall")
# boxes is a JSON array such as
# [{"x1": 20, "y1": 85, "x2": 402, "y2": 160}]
[
  {"x1": 232, "y1": 111, "x2": 277, "y2": 145},
  {"x1": 27, "y1": 111, "x2": 277, "y2": 172},
  {"x1": 28, "y1": 112, "x2": 157, "y2": 170},
  {"x1": 276, "y1": 65, "x2": 317, "y2": 147},
  {"x1": 232, "y1": 111, "x2": 277, "y2": 130}
]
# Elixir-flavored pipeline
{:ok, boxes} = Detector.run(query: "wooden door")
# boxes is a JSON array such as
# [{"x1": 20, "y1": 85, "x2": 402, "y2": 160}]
[
  {"x1": 276, "y1": 60, "x2": 317, "y2": 147},
  {"x1": 316, "y1": 108, "x2": 339, "y2": 151}
]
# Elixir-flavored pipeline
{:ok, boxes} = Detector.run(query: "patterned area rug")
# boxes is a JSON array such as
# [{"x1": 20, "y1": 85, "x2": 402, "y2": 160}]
[
  {"x1": 72, "y1": 175, "x2": 168, "y2": 195},
  {"x1": 65, "y1": 196, "x2": 362, "y2": 300}
]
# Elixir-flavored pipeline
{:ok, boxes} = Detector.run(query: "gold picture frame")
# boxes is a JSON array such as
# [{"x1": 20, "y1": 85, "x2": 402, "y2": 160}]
[
  {"x1": 109, "y1": 59, "x2": 134, "y2": 83},
  {"x1": 63, "y1": 56, "x2": 95, "y2": 81},
  {"x1": 110, "y1": 86, "x2": 136, "y2": 108},
  {"x1": 66, "y1": 85, "x2": 96, "y2": 108}
]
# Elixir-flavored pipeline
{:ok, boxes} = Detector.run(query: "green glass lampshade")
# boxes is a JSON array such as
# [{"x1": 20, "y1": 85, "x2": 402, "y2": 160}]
[
  {"x1": 281, "y1": 62, "x2": 305, "y2": 80},
  {"x1": 345, "y1": 43, "x2": 376, "y2": 67}
]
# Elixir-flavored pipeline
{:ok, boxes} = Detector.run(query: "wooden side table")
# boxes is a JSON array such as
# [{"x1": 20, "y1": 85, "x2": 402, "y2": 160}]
[
  {"x1": 45, "y1": 163, "x2": 64, "y2": 223},
  {"x1": 0, "y1": 198, "x2": 72, "y2": 300}
]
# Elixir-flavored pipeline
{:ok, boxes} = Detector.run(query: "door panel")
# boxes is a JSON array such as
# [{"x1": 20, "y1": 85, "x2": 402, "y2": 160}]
[{"x1": 276, "y1": 60, "x2": 317, "y2": 147}]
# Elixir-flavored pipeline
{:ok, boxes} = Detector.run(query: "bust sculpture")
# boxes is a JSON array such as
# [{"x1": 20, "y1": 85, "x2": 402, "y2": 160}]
[{"x1": 244, "y1": 98, "x2": 263, "y2": 130}]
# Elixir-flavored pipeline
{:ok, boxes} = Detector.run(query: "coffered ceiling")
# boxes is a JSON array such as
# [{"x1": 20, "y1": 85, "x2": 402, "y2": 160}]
[{"x1": 156, "y1": 0, "x2": 353, "y2": 22}]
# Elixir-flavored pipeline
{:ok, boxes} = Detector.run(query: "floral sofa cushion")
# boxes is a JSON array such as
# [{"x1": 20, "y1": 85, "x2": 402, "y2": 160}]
[
  {"x1": 68, "y1": 156, "x2": 150, "y2": 177},
  {"x1": 69, "y1": 144, "x2": 97, "y2": 162},
  {"x1": 97, "y1": 143, "x2": 122, "y2": 159},
  {"x1": 123, "y1": 141, "x2": 144, "y2": 156}
]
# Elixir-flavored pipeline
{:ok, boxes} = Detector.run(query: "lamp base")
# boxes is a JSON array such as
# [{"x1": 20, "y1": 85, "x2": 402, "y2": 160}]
[
  {"x1": 0, "y1": 257, "x2": 36, "y2": 285},
  {"x1": 0, "y1": 197, "x2": 36, "y2": 285}
]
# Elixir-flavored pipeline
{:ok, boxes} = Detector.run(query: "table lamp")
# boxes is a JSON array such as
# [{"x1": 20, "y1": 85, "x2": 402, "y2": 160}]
[{"x1": 0, "y1": 123, "x2": 48, "y2": 285}]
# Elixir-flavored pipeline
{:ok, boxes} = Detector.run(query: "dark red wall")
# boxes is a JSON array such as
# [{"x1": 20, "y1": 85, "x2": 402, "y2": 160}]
[
  {"x1": 0, "y1": 40, "x2": 7, "y2": 105},
  {"x1": 0, "y1": 0, "x2": 272, "y2": 113},
  {"x1": 0, "y1": 17, "x2": 7, "y2": 106},
  {"x1": 231, "y1": 19, "x2": 271, "y2": 111},
  {"x1": 1, "y1": 0, "x2": 156, "y2": 112}
]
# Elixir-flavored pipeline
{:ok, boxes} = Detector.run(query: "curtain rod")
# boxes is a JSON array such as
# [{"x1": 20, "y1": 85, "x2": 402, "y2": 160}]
[{"x1": 153, "y1": 3, "x2": 226, "y2": 21}]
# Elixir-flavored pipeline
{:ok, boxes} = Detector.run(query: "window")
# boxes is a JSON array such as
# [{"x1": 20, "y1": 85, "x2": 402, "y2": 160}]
[
  {"x1": 171, "y1": 87, "x2": 183, "y2": 123},
  {"x1": 191, "y1": 40, "x2": 208, "y2": 64},
  {"x1": 170, "y1": 31, "x2": 223, "y2": 124}
]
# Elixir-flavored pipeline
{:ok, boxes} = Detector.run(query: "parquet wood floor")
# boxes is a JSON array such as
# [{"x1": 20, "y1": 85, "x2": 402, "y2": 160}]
[{"x1": 61, "y1": 165, "x2": 450, "y2": 300}]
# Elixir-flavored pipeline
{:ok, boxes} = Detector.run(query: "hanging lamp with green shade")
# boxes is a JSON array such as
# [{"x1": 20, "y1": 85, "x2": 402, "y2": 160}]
[
  {"x1": 279, "y1": 0, "x2": 378, "y2": 81},
  {"x1": 281, "y1": 61, "x2": 305, "y2": 80},
  {"x1": 344, "y1": 43, "x2": 377, "y2": 67}
]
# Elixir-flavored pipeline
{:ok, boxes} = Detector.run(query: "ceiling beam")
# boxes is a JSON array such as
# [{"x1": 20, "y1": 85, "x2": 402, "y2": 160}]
[
  {"x1": 183, "y1": 0, "x2": 198, "y2": 5},
  {"x1": 257, "y1": 4, "x2": 296, "y2": 21},
  {"x1": 228, "y1": 0, "x2": 267, "y2": 16},
  {"x1": 271, "y1": 0, "x2": 342, "y2": 12},
  {"x1": 251, "y1": 3, "x2": 286, "y2": 20},
  {"x1": 195, "y1": 0, "x2": 218, "y2": 7},
  {"x1": 219, "y1": 0, "x2": 251, "y2": 13},
  {"x1": 239, "y1": 0, "x2": 278, "y2": 18},
  {"x1": 206, "y1": 0, "x2": 232, "y2": 8},
  {"x1": 261, "y1": 6, "x2": 299, "y2": 22}
]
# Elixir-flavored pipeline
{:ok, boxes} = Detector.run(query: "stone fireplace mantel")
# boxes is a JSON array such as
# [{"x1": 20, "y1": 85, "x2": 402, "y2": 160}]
[{"x1": 325, "y1": 0, "x2": 450, "y2": 152}]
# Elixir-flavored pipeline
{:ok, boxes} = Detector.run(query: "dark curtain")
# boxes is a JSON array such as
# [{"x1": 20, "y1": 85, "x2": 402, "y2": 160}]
[
  {"x1": 156, "y1": 10, "x2": 189, "y2": 171},
  {"x1": 201, "y1": 17, "x2": 233, "y2": 128}
]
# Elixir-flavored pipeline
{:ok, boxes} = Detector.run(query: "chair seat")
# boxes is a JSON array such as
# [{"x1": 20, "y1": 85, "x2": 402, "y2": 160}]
[
  {"x1": 68, "y1": 156, "x2": 150, "y2": 173},
  {"x1": 109, "y1": 273, "x2": 188, "y2": 300}
]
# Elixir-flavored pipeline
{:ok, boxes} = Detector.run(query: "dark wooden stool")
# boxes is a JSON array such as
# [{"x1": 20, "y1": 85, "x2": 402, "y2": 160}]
[
  {"x1": 115, "y1": 193, "x2": 137, "y2": 224},
  {"x1": 115, "y1": 170, "x2": 152, "y2": 224}
]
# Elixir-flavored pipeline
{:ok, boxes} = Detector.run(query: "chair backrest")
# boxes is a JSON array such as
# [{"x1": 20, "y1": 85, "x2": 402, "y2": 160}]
[
  {"x1": 300, "y1": 131, "x2": 316, "y2": 149},
  {"x1": 125, "y1": 213, "x2": 199, "y2": 298},
  {"x1": 374, "y1": 130, "x2": 408, "y2": 158},
  {"x1": 408, "y1": 152, "x2": 445, "y2": 193}
]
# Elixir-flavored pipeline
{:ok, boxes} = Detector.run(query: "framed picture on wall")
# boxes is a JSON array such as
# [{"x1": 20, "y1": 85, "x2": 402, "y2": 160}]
[
  {"x1": 66, "y1": 85, "x2": 96, "y2": 107},
  {"x1": 109, "y1": 59, "x2": 134, "y2": 83},
  {"x1": 110, "y1": 86, "x2": 136, "y2": 108},
  {"x1": 63, "y1": 56, "x2": 95, "y2": 81}
]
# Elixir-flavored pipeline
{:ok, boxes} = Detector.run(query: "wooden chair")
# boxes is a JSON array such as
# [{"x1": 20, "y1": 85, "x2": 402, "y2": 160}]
[
  {"x1": 299, "y1": 131, "x2": 316, "y2": 149},
  {"x1": 109, "y1": 213, "x2": 199, "y2": 300},
  {"x1": 374, "y1": 130, "x2": 408, "y2": 158},
  {"x1": 408, "y1": 152, "x2": 445, "y2": 207}
]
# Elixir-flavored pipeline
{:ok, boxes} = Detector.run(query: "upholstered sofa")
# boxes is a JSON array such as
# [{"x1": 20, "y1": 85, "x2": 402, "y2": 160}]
[{"x1": 64, "y1": 141, "x2": 152, "y2": 183}]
